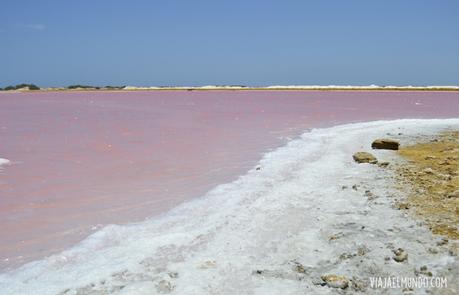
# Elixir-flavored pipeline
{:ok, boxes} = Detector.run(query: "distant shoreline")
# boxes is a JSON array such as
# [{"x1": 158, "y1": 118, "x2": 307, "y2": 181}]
[{"x1": 2, "y1": 85, "x2": 459, "y2": 92}]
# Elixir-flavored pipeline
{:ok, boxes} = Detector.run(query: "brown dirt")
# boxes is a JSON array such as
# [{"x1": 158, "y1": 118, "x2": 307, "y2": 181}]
[{"x1": 396, "y1": 132, "x2": 459, "y2": 239}]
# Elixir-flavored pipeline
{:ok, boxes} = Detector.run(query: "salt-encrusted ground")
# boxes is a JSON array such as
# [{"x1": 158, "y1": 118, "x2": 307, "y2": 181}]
[{"x1": 1, "y1": 119, "x2": 458, "y2": 295}]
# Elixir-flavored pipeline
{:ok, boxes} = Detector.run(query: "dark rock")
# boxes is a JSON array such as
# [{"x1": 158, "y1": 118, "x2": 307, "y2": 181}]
[
  {"x1": 371, "y1": 139, "x2": 400, "y2": 150},
  {"x1": 437, "y1": 238, "x2": 448, "y2": 246},
  {"x1": 377, "y1": 161, "x2": 390, "y2": 168}
]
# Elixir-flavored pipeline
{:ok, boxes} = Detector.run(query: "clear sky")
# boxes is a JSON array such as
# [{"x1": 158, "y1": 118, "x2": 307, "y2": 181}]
[{"x1": 1, "y1": 0, "x2": 458, "y2": 87}]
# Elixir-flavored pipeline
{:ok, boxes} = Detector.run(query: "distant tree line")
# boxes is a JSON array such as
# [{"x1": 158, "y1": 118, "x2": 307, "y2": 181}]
[
  {"x1": 0, "y1": 84, "x2": 40, "y2": 91},
  {"x1": 67, "y1": 85, "x2": 125, "y2": 90},
  {"x1": 0, "y1": 84, "x2": 127, "y2": 91},
  {"x1": 67, "y1": 85, "x2": 100, "y2": 89}
]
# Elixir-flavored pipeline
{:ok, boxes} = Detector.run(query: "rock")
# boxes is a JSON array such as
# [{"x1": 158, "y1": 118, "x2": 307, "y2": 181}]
[
  {"x1": 371, "y1": 139, "x2": 400, "y2": 150},
  {"x1": 253, "y1": 269, "x2": 304, "y2": 281},
  {"x1": 291, "y1": 262, "x2": 307, "y2": 274},
  {"x1": 393, "y1": 248, "x2": 408, "y2": 262},
  {"x1": 168, "y1": 272, "x2": 179, "y2": 279},
  {"x1": 199, "y1": 260, "x2": 217, "y2": 269},
  {"x1": 396, "y1": 202, "x2": 410, "y2": 210},
  {"x1": 329, "y1": 232, "x2": 344, "y2": 241},
  {"x1": 377, "y1": 161, "x2": 390, "y2": 168},
  {"x1": 357, "y1": 245, "x2": 369, "y2": 256},
  {"x1": 419, "y1": 266, "x2": 433, "y2": 277},
  {"x1": 447, "y1": 190, "x2": 459, "y2": 199},
  {"x1": 350, "y1": 277, "x2": 367, "y2": 292},
  {"x1": 321, "y1": 274, "x2": 349, "y2": 289},
  {"x1": 423, "y1": 168, "x2": 434, "y2": 174},
  {"x1": 428, "y1": 247, "x2": 438, "y2": 254},
  {"x1": 353, "y1": 152, "x2": 377, "y2": 164},
  {"x1": 449, "y1": 244, "x2": 459, "y2": 256},
  {"x1": 256, "y1": 166, "x2": 261, "y2": 171},
  {"x1": 436, "y1": 238, "x2": 448, "y2": 246},
  {"x1": 156, "y1": 280, "x2": 174, "y2": 293}
]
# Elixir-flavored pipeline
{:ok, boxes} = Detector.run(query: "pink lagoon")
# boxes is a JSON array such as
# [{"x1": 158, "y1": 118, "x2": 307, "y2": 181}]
[
  {"x1": 1, "y1": 90, "x2": 459, "y2": 271},
  {"x1": 3, "y1": 1, "x2": 459, "y2": 293}
]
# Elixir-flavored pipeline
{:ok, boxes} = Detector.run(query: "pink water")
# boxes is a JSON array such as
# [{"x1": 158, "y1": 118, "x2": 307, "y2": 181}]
[{"x1": 0, "y1": 90, "x2": 458, "y2": 270}]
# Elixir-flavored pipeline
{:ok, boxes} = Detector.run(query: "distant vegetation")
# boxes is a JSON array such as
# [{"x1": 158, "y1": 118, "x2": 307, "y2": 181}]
[
  {"x1": 104, "y1": 85, "x2": 125, "y2": 90},
  {"x1": 67, "y1": 85, "x2": 100, "y2": 89},
  {"x1": 66, "y1": 85, "x2": 126, "y2": 90},
  {"x1": 1, "y1": 84, "x2": 40, "y2": 91},
  {"x1": 0, "y1": 84, "x2": 126, "y2": 91}
]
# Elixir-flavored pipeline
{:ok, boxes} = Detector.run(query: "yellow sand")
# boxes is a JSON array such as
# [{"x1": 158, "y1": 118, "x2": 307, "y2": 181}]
[{"x1": 397, "y1": 131, "x2": 459, "y2": 239}]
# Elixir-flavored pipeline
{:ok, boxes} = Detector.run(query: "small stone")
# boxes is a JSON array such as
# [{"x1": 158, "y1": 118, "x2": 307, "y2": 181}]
[
  {"x1": 417, "y1": 266, "x2": 433, "y2": 277},
  {"x1": 364, "y1": 190, "x2": 373, "y2": 197},
  {"x1": 403, "y1": 287, "x2": 414, "y2": 293},
  {"x1": 436, "y1": 238, "x2": 448, "y2": 246},
  {"x1": 339, "y1": 252, "x2": 355, "y2": 260},
  {"x1": 377, "y1": 161, "x2": 390, "y2": 168},
  {"x1": 428, "y1": 247, "x2": 438, "y2": 254},
  {"x1": 168, "y1": 272, "x2": 179, "y2": 278},
  {"x1": 357, "y1": 245, "x2": 369, "y2": 256},
  {"x1": 371, "y1": 139, "x2": 400, "y2": 150},
  {"x1": 396, "y1": 202, "x2": 410, "y2": 210},
  {"x1": 321, "y1": 274, "x2": 349, "y2": 289},
  {"x1": 292, "y1": 262, "x2": 307, "y2": 274},
  {"x1": 199, "y1": 260, "x2": 217, "y2": 269},
  {"x1": 449, "y1": 245, "x2": 459, "y2": 256},
  {"x1": 329, "y1": 232, "x2": 344, "y2": 241},
  {"x1": 423, "y1": 168, "x2": 434, "y2": 174},
  {"x1": 353, "y1": 152, "x2": 378, "y2": 164},
  {"x1": 156, "y1": 280, "x2": 173, "y2": 293},
  {"x1": 256, "y1": 166, "x2": 261, "y2": 171},
  {"x1": 447, "y1": 190, "x2": 459, "y2": 199},
  {"x1": 393, "y1": 248, "x2": 408, "y2": 262},
  {"x1": 350, "y1": 277, "x2": 367, "y2": 292},
  {"x1": 352, "y1": 184, "x2": 359, "y2": 190}
]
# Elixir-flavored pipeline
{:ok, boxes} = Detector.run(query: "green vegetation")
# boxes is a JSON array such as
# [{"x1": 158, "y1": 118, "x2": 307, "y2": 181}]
[
  {"x1": 1, "y1": 84, "x2": 40, "y2": 91},
  {"x1": 104, "y1": 85, "x2": 125, "y2": 90},
  {"x1": 67, "y1": 85, "x2": 100, "y2": 89}
]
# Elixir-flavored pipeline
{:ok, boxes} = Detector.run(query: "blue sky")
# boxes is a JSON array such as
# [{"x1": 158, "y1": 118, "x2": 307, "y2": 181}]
[{"x1": 1, "y1": 0, "x2": 458, "y2": 87}]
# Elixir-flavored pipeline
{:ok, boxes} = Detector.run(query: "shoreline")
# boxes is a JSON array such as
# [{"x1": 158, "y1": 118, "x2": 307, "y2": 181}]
[
  {"x1": 3, "y1": 90, "x2": 459, "y2": 272},
  {"x1": 2, "y1": 86, "x2": 459, "y2": 93},
  {"x1": 2, "y1": 119, "x2": 458, "y2": 294}
]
